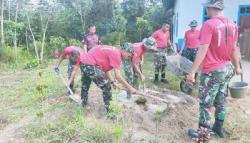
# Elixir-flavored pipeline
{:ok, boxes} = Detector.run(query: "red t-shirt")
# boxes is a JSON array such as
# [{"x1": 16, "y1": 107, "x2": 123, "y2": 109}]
[
  {"x1": 80, "y1": 45, "x2": 122, "y2": 72},
  {"x1": 200, "y1": 16, "x2": 238, "y2": 73},
  {"x1": 62, "y1": 46, "x2": 83, "y2": 57},
  {"x1": 152, "y1": 29, "x2": 170, "y2": 49},
  {"x1": 185, "y1": 29, "x2": 200, "y2": 48},
  {"x1": 63, "y1": 46, "x2": 83, "y2": 66},
  {"x1": 132, "y1": 42, "x2": 147, "y2": 63}
]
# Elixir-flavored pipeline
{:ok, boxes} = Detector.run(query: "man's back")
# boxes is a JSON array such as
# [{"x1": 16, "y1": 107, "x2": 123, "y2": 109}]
[{"x1": 200, "y1": 16, "x2": 238, "y2": 73}]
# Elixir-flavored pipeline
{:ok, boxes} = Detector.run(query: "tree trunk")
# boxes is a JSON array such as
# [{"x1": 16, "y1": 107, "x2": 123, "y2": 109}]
[
  {"x1": 78, "y1": 7, "x2": 85, "y2": 32},
  {"x1": 14, "y1": 1, "x2": 18, "y2": 49},
  {"x1": 25, "y1": 27, "x2": 29, "y2": 54},
  {"x1": 40, "y1": 19, "x2": 48, "y2": 62},
  {"x1": 27, "y1": 15, "x2": 39, "y2": 61},
  {"x1": 8, "y1": 0, "x2": 10, "y2": 20},
  {"x1": 1, "y1": 0, "x2": 5, "y2": 47}
]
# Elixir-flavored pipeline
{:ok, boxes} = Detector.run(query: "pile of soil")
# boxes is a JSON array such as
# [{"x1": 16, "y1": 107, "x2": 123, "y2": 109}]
[{"x1": 82, "y1": 86, "x2": 199, "y2": 142}]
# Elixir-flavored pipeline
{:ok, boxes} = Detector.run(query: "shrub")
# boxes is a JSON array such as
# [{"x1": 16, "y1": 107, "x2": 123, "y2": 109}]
[
  {"x1": 101, "y1": 32, "x2": 126, "y2": 46},
  {"x1": 68, "y1": 39, "x2": 82, "y2": 47}
]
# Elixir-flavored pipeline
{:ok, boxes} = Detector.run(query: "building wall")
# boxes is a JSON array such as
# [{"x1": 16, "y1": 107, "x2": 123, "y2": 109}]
[{"x1": 173, "y1": 0, "x2": 250, "y2": 48}]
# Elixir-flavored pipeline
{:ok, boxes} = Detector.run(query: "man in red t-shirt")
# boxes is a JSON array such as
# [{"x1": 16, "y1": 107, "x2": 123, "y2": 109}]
[
  {"x1": 55, "y1": 46, "x2": 83, "y2": 95},
  {"x1": 122, "y1": 37, "x2": 157, "y2": 98},
  {"x1": 152, "y1": 23, "x2": 172, "y2": 84},
  {"x1": 187, "y1": 0, "x2": 242, "y2": 139},
  {"x1": 180, "y1": 20, "x2": 200, "y2": 62},
  {"x1": 68, "y1": 45, "x2": 143, "y2": 113}
]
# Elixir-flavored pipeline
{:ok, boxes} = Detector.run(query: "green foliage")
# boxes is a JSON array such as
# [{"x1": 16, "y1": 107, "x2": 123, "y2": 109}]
[
  {"x1": 68, "y1": 38, "x2": 82, "y2": 47},
  {"x1": 0, "y1": 47, "x2": 33, "y2": 69},
  {"x1": 25, "y1": 59, "x2": 39, "y2": 69},
  {"x1": 101, "y1": 32, "x2": 126, "y2": 46},
  {"x1": 49, "y1": 36, "x2": 67, "y2": 50},
  {"x1": 107, "y1": 101, "x2": 122, "y2": 119},
  {"x1": 136, "y1": 17, "x2": 152, "y2": 40},
  {"x1": 4, "y1": 20, "x2": 25, "y2": 46}
]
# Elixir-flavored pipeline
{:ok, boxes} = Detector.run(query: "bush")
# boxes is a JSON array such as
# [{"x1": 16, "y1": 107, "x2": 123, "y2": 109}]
[
  {"x1": 68, "y1": 39, "x2": 82, "y2": 47},
  {"x1": 0, "y1": 47, "x2": 32, "y2": 63},
  {"x1": 46, "y1": 36, "x2": 67, "y2": 58},
  {"x1": 0, "y1": 47, "x2": 16, "y2": 63},
  {"x1": 101, "y1": 32, "x2": 126, "y2": 46}
]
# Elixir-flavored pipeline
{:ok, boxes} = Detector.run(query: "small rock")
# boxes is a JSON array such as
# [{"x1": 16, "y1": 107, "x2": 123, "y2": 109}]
[
  {"x1": 245, "y1": 109, "x2": 250, "y2": 115},
  {"x1": 135, "y1": 97, "x2": 147, "y2": 105}
]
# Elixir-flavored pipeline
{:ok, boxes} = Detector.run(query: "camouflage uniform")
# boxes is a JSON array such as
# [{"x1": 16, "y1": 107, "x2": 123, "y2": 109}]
[
  {"x1": 80, "y1": 64, "x2": 112, "y2": 111},
  {"x1": 154, "y1": 48, "x2": 168, "y2": 76},
  {"x1": 198, "y1": 64, "x2": 234, "y2": 127},
  {"x1": 182, "y1": 48, "x2": 198, "y2": 62},
  {"x1": 68, "y1": 60, "x2": 76, "y2": 93},
  {"x1": 122, "y1": 59, "x2": 141, "y2": 98}
]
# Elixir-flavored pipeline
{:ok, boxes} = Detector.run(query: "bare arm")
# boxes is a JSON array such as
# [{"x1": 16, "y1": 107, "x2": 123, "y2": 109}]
[
  {"x1": 68, "y1": 65, "x2": 79, "y2": 86},
  {"x1": 231, "y1": 42, "x2": 241, "y2": 74},
  {"x1": 56, "y1": 55, "x2": 65, "y2": 67},
  {"x1": 190, "y1": 44, "x2": 209, "y2": 74},
  {"x1": 83, "y1": 44, "x2": 88, "y2": 54},
  {"x1": 187, "y1": 44, "x2": 209, "y2": 83},
  {"x1": 133, "y1": 63, "x2": 142, "y2": 75},
  {"x1": 106, "y1": 71, "x2": 114, "y2": 81},
  {"x1": 114, "y1": 69, "x2": 136, "y2": 93}
]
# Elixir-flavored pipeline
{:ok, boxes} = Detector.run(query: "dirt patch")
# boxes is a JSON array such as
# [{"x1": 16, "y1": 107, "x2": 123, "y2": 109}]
[
  {"x1": 0, "y1": 115, "x2": 34, "y2": 143},
  {"x1": 116, "y1": 89, "x2": 198, "y2": 142},
  {"x1": 80, "y1": 85, "x2": 199, "y2": 142},
  {"x1": 0, "y1": 116, "x2": 9, "y2": 130}
]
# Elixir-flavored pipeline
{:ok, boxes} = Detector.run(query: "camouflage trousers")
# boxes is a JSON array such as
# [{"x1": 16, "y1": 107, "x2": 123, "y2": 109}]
[
  {"x1": 80, "y1": 64, "x2": 112, "y2": 111},
  {"x1": 154, "y1": 48, "x2": 168, "y2": 75},
  {"x1": 122, "y1": 59, "x2": 141, "y2": 98},
  {"x1": 198, "y1": 64, "x2": 234, "y2": 127},
  {"x1": 122, "y1": 59, "x2": 141, "y2": 87},
  {"x1": 182, "y1": 48, "x2": 198, "y2": 62},
  {"x1": 68, "y1": 60, "x2": 76, "y2": 93}
]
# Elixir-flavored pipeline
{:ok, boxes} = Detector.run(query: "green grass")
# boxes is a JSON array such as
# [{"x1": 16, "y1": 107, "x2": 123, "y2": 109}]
[{"x1": 1, "y1": 56, "x2": 249, "y2": 143}]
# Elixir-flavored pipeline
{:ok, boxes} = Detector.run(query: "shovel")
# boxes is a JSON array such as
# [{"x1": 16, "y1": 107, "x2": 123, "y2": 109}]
[
  {"x1": 58, "y1": 73, "x2": 81, "y2": 104},
  {"x1": 135, "y1": 90, "x2": 169, "y2": 104}
]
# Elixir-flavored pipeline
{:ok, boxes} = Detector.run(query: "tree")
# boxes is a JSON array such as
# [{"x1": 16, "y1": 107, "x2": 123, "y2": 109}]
[
  {"x1": 71, "y1": 0, "x2": 92, "y2": 32},
  {"x1": 1, "y1": 0, "x2": 5, "y2": 47},
  {"x1": 136, "y1": 17, "x2": 151, "y2": 41}
]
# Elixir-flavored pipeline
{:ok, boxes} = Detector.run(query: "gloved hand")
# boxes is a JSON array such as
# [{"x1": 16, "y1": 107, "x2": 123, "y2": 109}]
[{"x1": 54, "y1": 67, "x2": 60, "y2": 74}]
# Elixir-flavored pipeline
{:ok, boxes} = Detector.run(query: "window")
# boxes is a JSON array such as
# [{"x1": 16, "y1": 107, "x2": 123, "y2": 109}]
[{"x1": 240, "y1": 7, "x2": 250, "y2": 14}]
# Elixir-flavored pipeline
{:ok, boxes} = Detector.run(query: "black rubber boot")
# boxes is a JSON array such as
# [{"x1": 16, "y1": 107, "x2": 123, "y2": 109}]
[
  {"x1": 81, "y1": 98, "x2": 88, "y2": 108},
  {"x1": 212, "y1": 119, "x2": 225, "y2": 138},
  {"x1": 154, "y1": 74, "x2": 159, "y2": 84},
  {"x1": 160, "y1": 73, "x2": 169, "y2": 83},
  {"x1": 188, "y1": 124, "x2": 211, "y2": 139}
]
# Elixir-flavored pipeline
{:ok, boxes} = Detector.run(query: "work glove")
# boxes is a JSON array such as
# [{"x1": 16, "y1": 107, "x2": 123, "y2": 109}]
[{"x1": 54, "y1": 67, "x2": 60, "y2": 74}]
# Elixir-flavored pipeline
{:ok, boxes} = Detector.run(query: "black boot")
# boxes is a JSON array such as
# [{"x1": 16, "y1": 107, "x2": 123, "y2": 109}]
[
  {"x1": 154, "y1": 74, "x2": 159, "y2": 84},
  {"x1": 212, "y1": 119, "x2": 225, "y2": 138},
  {"x1": 161, "y1": 73, "x2": 168, "y2": 83},
  {"x1": 81, "y1": 97, "x2": 88, "y2": 108},
  {"x1": 188, "y1": 124, "x2": 212, "y2": 140}
]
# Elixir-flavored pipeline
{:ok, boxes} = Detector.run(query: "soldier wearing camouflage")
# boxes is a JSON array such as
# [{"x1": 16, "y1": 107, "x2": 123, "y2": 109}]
[
  {"x1": 152, "y1": 23, "x2": 172, "y2": 83},
  {"x1": 73, "y1": 45, "x2": 139, "y2": 112},
  {"x1": 55, "y1": 46, "x2": 82, "y2": 95},
  {"x1": 187, "y1": 0, "x2": 241, "y2": 139},
  {"x1": 181, "y1": 20, "x2": 200, "y2": 62},
  {"x1": 122, "y1": 37, "x2": 157, "y2": 98}
]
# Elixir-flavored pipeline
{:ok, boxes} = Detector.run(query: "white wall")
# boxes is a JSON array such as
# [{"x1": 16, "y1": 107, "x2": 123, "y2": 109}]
[
  {"x1": 173, "y1": 0, "x2": 250, "y2": 44},
  {"x1": 173, "y1": 0, "x2": 206, "y2": 44},
  {"x1": 224, "y1": 0, "x2": 250, "y2": 23}
]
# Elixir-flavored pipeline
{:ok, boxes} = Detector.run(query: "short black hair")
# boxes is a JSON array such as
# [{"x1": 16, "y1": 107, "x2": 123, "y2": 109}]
[
  {"x1": 70, "y1": 50, "x2": 80, "y2": 58},
  {"x1": 88, "y1": 24, "x2": 96, "y2": 28}
]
